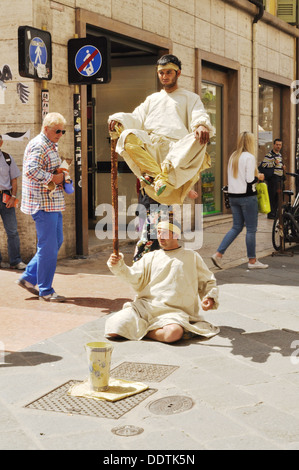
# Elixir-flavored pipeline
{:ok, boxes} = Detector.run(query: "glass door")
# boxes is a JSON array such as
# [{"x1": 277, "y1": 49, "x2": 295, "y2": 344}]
[
  {"x1": 94, "y1": 64, "x2": 157, "y2": 211},
  {"x1": 258, "y1": 81, "x2": 282, "y2": 164},
  {"x1": 201, "y1": 81, "x2": 222, "y2": 216}
]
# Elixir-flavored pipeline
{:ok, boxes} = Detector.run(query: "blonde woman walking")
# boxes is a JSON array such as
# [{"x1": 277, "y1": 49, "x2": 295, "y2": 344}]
[{"x1": 212, "y1": 132, "x2": 268, "y2": 270}]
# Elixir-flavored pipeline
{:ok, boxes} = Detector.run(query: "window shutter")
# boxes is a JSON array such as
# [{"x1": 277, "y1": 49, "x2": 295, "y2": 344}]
[{"x1": 277, "y1": 0, "x2": 297, "y2": 23}]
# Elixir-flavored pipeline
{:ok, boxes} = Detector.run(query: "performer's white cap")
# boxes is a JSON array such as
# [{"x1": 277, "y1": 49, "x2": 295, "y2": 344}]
[{"x1": 157, "y1": 220, "x2": 181, "y2": 237}]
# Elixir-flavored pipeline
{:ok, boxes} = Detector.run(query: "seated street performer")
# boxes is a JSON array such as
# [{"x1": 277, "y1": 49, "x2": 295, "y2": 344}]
[
  {"x1": 105, "y1": 219, "x2": 219, "y2": 343},
  {"x1": 108, "y1": 54, "x2": 214, "y2": 205}
]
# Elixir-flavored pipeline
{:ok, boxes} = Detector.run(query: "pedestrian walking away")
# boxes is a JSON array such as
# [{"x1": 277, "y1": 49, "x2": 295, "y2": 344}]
[
  {"x1": 0, "y1": 134, "x2": 26, "y2": 270},
  {"x1": 211, "y1": 132, "x2": 269, "y2": 270},
  {"x1": 108, "y1": 54, "x2": 214, "y2": 205},
  {"x1": 17, "y1": 112, "x2": 68, "y2": 302},
  {"x1": 259, "y1": 138, "x2": 286, "y2": 219},
  {"x1": 105, "y1": 218, "x2": 220, "y2": 343}
]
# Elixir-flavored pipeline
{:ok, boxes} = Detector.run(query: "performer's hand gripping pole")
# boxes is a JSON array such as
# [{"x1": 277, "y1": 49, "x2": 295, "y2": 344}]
[{"x1": 110, "y1": 135, "x2": 119, "y2": 256}]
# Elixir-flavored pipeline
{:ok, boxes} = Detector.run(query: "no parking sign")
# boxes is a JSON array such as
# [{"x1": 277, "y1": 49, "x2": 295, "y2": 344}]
[{"x1": 68, "y1": 37, "x2": 111, "y2": 85}]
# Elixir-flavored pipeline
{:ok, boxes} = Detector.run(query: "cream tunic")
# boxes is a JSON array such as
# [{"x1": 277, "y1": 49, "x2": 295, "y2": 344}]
[
  {"x1": 105, "y1": 248, "x2": 220, "y2": 341},
  {"x1": 109, "y1": 88, "x2": 215, "y2": 204}
]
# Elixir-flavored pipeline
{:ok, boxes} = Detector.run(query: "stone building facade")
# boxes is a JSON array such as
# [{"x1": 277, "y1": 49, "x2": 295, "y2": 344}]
[{"x1": 0, "y1": 0, "x2": 298, "y2": 262}]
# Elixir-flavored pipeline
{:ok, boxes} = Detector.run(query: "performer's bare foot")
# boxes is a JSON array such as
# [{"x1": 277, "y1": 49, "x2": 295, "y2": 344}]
[{"x1": 188, "y1": 190, "x2": 198, "y2": 199}]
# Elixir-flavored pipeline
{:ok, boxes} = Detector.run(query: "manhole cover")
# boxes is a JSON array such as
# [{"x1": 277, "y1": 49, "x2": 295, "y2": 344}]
[
  {"x1": 25, "y1": 380, "x2": 157, "y2": 419},
  {"x1": 111, "y1": 425, "x2": 144, "y2": 436},
  {"x1": 110, "y1": 362, "x2": 179, "y2": 382},
  {"x1": 148, "y1": 396, "x2": 193, "y2": 415}
]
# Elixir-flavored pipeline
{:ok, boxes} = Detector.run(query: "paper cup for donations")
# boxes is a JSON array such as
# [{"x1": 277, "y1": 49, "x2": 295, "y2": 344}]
[{"x1": 85, "y1": 342, "x2": 113, "y2": 392}]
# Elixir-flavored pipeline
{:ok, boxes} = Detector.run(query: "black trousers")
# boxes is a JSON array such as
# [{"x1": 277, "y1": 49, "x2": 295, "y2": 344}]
[{"x1": 266, "y1": 175, "x2": 283, "y2": 217}]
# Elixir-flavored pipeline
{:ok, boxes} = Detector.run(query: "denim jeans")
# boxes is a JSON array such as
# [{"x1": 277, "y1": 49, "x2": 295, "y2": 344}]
[
  {"x1": 0, "y1": 195, "x2": 22, "y2": 266},
  {"x1": 217, "y1": 195, "x2": 258, "y2": 259},
  {"x1": 20, "y1": 210, "x2": 63, "y2": 296}
]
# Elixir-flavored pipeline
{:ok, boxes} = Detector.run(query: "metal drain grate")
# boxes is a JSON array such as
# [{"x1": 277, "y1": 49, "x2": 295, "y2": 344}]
[
  {"x1": 25, "y1": 380, "x2": 157, "y2": 419},
  {"x1": 111, "y1": 425, "x2": 144, "y2": 436},
  {"x1": 148, "y1": 395, "x2": 194, "y2": 415},
  {"x1": 110, "y1": 362, "x2": 179, "y2": 382}
]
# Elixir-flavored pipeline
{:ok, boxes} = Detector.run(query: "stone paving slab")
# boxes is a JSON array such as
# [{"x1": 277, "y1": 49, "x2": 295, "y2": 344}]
[{"x1": 1, "y1": 215, "x2": 299, "y2": 450}]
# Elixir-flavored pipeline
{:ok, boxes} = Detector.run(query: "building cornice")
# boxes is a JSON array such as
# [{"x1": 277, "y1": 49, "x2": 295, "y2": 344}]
[{"x1": 223, "y1": 0, "x2": 299, "y2": 37}]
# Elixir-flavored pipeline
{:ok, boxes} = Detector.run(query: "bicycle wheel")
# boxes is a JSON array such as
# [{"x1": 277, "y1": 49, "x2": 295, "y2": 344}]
[
  {"x1": 272, "y1": 212, "x2": 294, "y2": 251},
  {"x1": 272, "y1": 215, "x2": 283, "y2": 251}
]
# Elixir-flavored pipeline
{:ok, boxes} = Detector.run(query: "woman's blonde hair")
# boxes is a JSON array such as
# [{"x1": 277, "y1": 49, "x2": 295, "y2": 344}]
[{"x1": 229, "y1": 131, "x2": 256, "y2": 178}]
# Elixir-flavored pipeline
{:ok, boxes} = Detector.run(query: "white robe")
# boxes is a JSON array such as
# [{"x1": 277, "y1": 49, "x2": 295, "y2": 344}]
[
  {"x1": 105, "y1": 247, "x2": 220, "y2": 341},
  {"x1": 109, "y1": 88, "x2": 215, "y2": 203}
]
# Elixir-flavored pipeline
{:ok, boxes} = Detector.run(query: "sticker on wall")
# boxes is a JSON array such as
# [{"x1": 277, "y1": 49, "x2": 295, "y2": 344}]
[
  {"x1": 0, "y1": 64, "x2": 12, "y2": 104},
  {"x1": 1, "y1": 130, "x2": 30, "y2": 141},
  {"x1": 17, "y1": 82, "x2": 30, "y2": 104}
]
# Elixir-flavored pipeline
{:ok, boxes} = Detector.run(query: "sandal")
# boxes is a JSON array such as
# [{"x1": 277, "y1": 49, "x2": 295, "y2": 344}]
[
  {"x1": 140, "y1": 175, "x2": 154, "y2": 185},
  {"x1": 155, "y1": 181, "x2": 167, "y2": 196}
]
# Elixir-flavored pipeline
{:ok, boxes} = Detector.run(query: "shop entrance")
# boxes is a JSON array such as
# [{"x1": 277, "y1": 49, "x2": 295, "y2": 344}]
[
  {"x1": 75, "y1": 10, "x2": 172, "y2": 255},
  {"x1": 200, "y1": 63, "x2": 238, "y2": 216},
  {"x1": 85, "y1": 33, "x2": 162, "y2": 247},
  {"x1": 88, "y1": 63, "x2": 157, "y2": 231},
  {"x1": 201, "y1": 81, "x2": 223, "y2": 215}
]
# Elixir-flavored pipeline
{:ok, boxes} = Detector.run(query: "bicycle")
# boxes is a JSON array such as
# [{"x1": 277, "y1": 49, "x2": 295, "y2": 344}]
[{"x1": 272, "y1": 172, "x2": 299, "y2": 251}]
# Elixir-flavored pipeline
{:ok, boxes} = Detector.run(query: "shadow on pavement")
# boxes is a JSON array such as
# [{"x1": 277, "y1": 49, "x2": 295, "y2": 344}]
[
  {"x1": 215, "y1": 251, "x2": 299, "y2": 287},
  {"x1": 217, "y1": 325, "x2": 299, "y2": 364},
  {"x1": 0, "y1": 351, "x2": 62, "y2": 368},
  {"x1": 23, "y1": 296, "x2": 133, "y2": 313}
]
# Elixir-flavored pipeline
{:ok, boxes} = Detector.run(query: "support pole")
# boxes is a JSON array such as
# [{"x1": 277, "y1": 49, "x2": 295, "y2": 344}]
[
  {"x1": 74, "y1": 89, "x2": 83, "y2": 255},
  {"x1": 41, "y1": 26, "x2": 49, "y2": 121},
  {"x1": 111, "y1": 137, "x2": 119, "y2": 255}
]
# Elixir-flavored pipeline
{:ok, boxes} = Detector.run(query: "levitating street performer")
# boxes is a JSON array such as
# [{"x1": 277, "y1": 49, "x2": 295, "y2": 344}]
[
  {"x1": 105, "y1": 218, "x2": 219, "y2": 343},
  {"x1": 108, "y1": 54, "x2": 215, "y2": 205}
]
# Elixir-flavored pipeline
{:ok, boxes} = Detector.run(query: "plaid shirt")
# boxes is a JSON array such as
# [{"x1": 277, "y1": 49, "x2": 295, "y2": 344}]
[{"x1": 21, "y1": 132, "x2": 65, "y2": 214}]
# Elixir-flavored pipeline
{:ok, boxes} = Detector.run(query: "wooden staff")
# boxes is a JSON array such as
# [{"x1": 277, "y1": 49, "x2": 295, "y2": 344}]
[{"x1": 110, "y1": 136, "x2": 119, "y2": 255}]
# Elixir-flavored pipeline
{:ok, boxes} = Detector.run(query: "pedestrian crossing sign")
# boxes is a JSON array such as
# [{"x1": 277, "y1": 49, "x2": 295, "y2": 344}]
[{"x1": 18, "y1": 26, "x2": 52, "y2": 80}]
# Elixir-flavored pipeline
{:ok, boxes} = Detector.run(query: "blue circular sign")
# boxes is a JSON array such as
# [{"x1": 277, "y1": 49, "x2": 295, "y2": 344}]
[
  {"x1": 29, "y1": 37, "x2": 47, "y2": 68},
  {"x1": 75, "y1": 45, "x2": 102, "y2": 77}
]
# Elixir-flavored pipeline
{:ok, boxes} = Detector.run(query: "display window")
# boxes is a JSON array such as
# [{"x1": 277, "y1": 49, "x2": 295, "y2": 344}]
[
  {"x1": 258, "y1": 81, "x2": 282, "y2": 164},
  {"x1": 201, "y1": 82, "x2": 222, "y2": 216}
]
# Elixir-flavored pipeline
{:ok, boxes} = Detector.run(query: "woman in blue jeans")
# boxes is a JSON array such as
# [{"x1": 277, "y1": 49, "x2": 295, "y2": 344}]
[{"x1": 211, "y1": 132, "x2": 268, "y2": 270}]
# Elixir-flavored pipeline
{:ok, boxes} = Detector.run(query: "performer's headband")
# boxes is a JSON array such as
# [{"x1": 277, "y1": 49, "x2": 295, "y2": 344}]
[
  {"x1": 157, "y1": 63, "x2": 180, "y2": 72},
  {"x1": 157, "y1": 221, "x2": 181, "y2": 236}
]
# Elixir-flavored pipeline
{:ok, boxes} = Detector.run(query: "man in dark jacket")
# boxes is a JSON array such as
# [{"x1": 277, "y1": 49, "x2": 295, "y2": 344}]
[{"x1": 259, "y1": 138, "x2": 285, "y2": 219}]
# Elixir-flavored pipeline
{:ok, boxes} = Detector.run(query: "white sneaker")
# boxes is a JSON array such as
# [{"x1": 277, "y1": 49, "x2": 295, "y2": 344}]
[
  {"x1": 248, "y1": 260, "x2": 269, "y2": 269},
  {"x1": 211, "y1": 253, "x2": 223, "y2": 269}
]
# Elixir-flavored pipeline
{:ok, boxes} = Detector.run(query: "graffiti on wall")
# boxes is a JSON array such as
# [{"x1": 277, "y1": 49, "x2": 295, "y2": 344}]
[{"x1": 0, "y1": 64, "x2": 30, "y2": 104}]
